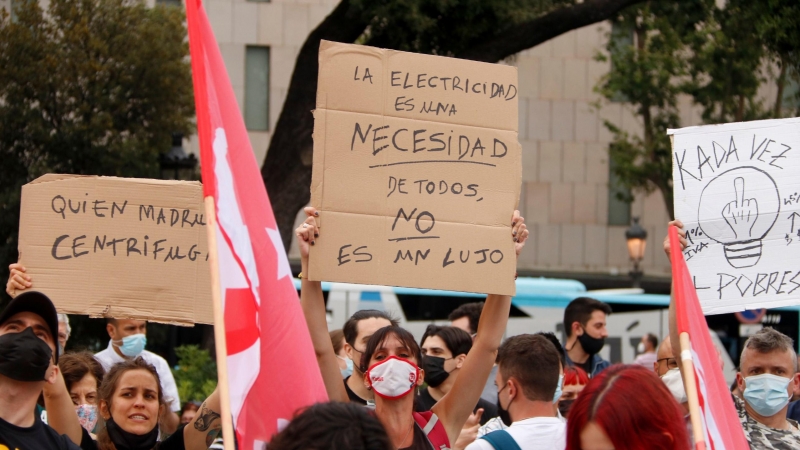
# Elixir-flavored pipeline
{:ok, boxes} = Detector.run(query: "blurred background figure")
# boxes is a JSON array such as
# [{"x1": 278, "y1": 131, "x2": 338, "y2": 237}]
[
  {"x1": 634, "y1": 333, "x2": 658, "y2": 367},
  {"x1": 57, "y1": 351, "x2": 105, "y2": 435},
  {"x1": 56, "y1": 313, "x2": 70, "y2": 354},
  {"x1": 558, "y1": 366, "x2": 588, "y2": 418},
  {"x1": 329, "y1": 329, "x2": 352, "y2": 379},
  {"x1": 180, "y1": 401, "x2": 202, "y2": 425}
]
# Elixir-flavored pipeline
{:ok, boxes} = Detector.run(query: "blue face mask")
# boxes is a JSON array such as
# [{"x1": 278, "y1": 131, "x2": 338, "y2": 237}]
[
  {"x1": 743, "y1": 373, "x2": 791, "y2": 417},
  {"x1": 553, "y1": 374, "x2": 563, "y2": 404},
  {"x1": 114, "y1": 333, "x2": 146, "y2": 357},
  {"x1": 338, "y1": 355, "x2": 354, "y2": 379}
]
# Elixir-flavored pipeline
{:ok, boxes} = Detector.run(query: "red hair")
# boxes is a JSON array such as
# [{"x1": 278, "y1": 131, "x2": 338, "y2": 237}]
[
  {"x1": 566, "y1": 364, "x2": 689, "y2": 450},
  {"x1": 564, "y1": 366, "x2": 589, "y2": 386}
]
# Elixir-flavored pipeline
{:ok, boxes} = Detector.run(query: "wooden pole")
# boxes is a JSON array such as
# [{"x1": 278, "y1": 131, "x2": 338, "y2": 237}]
[
  {"x1": 679, "y1": 332, "x2": 707, "y2": 450},
  {"x1": 203, "y1": 196, "x2": 235, "y2": 450}
]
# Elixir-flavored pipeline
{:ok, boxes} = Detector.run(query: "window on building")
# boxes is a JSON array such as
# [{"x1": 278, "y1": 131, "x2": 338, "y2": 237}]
[
  {"x1": 609, "y1": 21, "x2": 634, "y2": 103},
  {"x1": 607, "y1": 154, "x2": 632, "y2": 226},
  {"x1": 245, "y1": 46, "x2": 270, "y2": 131},
  {"x1": 155, "y1": 0, "x2": 181, "y2": 5}
]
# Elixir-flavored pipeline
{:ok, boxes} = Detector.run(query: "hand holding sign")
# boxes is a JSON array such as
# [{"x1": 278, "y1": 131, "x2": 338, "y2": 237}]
[{"x1": 721, "y1": 177, "x2": 759, "y2": 240}]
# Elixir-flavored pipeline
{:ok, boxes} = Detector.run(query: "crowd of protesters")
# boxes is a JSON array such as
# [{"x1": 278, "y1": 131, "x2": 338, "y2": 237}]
[{"x1": 2, "y1": 210, "x2": 800, "y2": 449}]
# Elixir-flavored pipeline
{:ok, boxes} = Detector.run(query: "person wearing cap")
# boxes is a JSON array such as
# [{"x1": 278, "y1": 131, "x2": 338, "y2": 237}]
[
  {"x1": 7, "y1": 263, "x2": 182, "y2": 434},
  {"x1": 0, "y1": 290, "x2": 80, "y2": 449}
]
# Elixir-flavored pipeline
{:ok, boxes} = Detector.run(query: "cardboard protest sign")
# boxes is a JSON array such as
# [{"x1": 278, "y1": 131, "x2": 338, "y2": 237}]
[
  {"x1": 17, "y1": 174, "x2": 213, "y2": 325},
  {"x1": 669, "y1": 118, "x2": 800, "y2": 314},
  {"x1": 309, "y1": 41, "x2": 521, "y2": 295}
]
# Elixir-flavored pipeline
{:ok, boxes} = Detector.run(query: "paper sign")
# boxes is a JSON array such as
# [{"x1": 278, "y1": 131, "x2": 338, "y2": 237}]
[
  {"x1": 309, "y1": 41, "x2": 521, "y2": 295},
  {"x1": 17, "y1": 174, "x2": 212, "y2": 325},
  {"x1": 669, "y1": 118, "x2": 800, "y2": 314}
]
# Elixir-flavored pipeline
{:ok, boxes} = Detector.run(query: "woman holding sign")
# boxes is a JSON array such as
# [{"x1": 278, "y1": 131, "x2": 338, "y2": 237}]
[{"x1": 296, "y1": 207, "x2": 528, "y2": 450}]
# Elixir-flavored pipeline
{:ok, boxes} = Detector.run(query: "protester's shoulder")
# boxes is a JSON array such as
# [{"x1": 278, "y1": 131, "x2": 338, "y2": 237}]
[
  {"x1": 142, "y1": 349, "x2": 170, "y2": 367},
  {"x1": 464, "y1": 436, "x2": 493, "y2": 450},
  {"x1": 93, "y1": 347, "x2": 115, "y2": 368},
  {"x1": 42, "y1": 422, "x2": 82, "y2": 450}
]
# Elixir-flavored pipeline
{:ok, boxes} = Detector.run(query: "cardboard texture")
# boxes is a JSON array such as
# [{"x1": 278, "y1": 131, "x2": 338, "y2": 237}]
[
  {"x1": 17, "y1": 175, "x2": 212, "y2": 325},
  {"x1": 669, "y1": 118, "x2": 800, "y2": 314},
  {"x1": 310, "y1": 41, "x2": 521, "y2": 295}
]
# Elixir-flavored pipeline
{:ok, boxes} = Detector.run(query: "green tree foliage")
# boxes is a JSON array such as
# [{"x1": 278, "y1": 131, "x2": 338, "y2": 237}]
[
  {"x1": 0, "y1": 0, "x2": 194, "y2": 293},
  {"x1": 171, "y1": 345, "x2": 217, "y2": 404},
  {"x1": 596, "y1": 0, "x2": 799, "y2": 219},
  {"x1": 595, "y1": 2, "x2": 710, "y2": 219}
]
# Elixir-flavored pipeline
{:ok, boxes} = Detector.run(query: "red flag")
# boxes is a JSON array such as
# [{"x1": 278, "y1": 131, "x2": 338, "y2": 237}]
[
  {"x1": 670, "y1": 226, "x2": 748, "y2": 450},
  {"x1": 185, "y1": 0, "x2": 328, "y2": 447}
]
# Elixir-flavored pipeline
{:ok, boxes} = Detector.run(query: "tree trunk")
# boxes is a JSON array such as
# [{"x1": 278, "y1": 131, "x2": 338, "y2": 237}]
[
  {"x1": 262, "y1": 0, "x2": 649, "y2": 248},
  {"x1": 261, "y1": 0, "x2": 369, "y2": 249},
  {"x1": 774, "y1": 61, "x2": 787, "y2": 118}
]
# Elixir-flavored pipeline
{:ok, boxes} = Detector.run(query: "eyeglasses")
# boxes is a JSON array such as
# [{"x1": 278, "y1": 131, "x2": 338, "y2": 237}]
[{"x1": 657, "y1": 357, "x2": 679, "y2": 370}]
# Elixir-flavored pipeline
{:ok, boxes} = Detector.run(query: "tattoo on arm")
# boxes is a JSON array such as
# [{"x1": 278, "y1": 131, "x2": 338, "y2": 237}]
[
  {"x1": 193, "y1": 403, "x2": 221, "y2": 432},
  {"x1": 205, "y1": 426, "x2": 221, "y2": 447}
]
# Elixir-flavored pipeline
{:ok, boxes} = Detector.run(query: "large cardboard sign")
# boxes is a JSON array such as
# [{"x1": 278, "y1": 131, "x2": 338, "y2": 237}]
[
  {"x1": 309, "y1": 41, "x2": 521, "y2": 295},
  {"x1": 669, "y1": 118, "x2": 800, "y2": 314},
  {"x1": 17, "y1": 174, "x2": 212, "y2": 325}
]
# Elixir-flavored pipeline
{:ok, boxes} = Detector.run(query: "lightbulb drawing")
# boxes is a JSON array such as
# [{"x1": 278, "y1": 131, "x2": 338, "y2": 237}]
[{"x1": 697, "y1": 166, "x2": 780, "y2": 269}]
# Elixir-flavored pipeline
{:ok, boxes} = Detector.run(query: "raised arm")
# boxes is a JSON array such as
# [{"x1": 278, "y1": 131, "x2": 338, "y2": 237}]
[
  {"x1": 296, "y1": 207, "x2": 349, "y2": 402},
  {"x1": 434, "y1": 211, "x2": 528, "y2": 443},
  {"x1": 183, "y1": 387, "x2": 221, "y2": 449},
  {"x1": 42, "y1": 367, "x2": 83, "y2": 446},
  {"x1": 6, "y1": 263, "x2": 31, "y2": 297}
]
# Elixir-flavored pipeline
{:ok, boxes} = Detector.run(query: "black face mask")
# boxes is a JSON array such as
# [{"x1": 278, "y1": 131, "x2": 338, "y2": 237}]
[
  {"x1": 557, "y1": 399, "x2": 574, "y2": 417},
  {"x1": 106, "y1": 416, "x2": 159, "y2": 450},
  {"x1": 497, "y1": 390, "x2": 513, "y2": 426},
  {"x1": 0, "y1": 327, "x2": 52, "y2": 382},
  {"x1": 422, "y1": 356, "x2": 451, "y2": 388},
  {"x1": 577, "y1": 328, "x2": 605, "y2": 355}
]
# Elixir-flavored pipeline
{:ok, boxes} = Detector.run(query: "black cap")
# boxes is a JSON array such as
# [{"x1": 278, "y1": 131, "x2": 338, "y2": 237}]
[{"x1": 0, "y1": 291, "x2": 60, "y2": 362}]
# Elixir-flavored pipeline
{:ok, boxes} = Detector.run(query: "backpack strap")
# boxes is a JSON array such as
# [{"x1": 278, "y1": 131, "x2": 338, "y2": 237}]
[
  {"x1": 480, "y1": 429, "x2": 522, "y2": 450},
  {"x1": 412, "y1": 411, "x2": 451, "y2": 449}
]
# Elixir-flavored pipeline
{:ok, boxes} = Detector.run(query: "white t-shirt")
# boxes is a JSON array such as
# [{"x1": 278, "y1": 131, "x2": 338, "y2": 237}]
[
  {"x1": 466, "y1": 417, "x2": 566, "y2": 450},
  {"x1": 95, "y1": 341, "x2": 182, "y2": 412},
  {"x1": 633, "y1": 352, "x2": 657, "y2": 368}
]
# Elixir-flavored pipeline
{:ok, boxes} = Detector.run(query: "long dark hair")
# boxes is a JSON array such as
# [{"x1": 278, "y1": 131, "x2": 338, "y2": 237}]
[{"x1": 96, "y1": 357, "x2": 165, "y2": 450}]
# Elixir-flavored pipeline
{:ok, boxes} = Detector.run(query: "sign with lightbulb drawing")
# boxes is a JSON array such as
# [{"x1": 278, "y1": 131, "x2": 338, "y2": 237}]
[{"x1": 669, "y1": 118, "x2": 800, "y2": 314}]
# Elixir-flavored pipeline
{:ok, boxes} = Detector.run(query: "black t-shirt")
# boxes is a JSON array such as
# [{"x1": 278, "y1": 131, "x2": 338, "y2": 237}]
[
  {"x1": 0, "y1": 413, "x2": 80, "y2": 450},
  {"x1": 344, "y1": 376, "x2": 369, "y2": 405},
  {"x1": 79, "y1": 425, "x2": 186, "y2": 450},
  {"x1": 414, "y1": 387, "x2": 497, "y2": 426},
  {"x1": 576, "y1": 358, "x2": 593, "y2": 377}
]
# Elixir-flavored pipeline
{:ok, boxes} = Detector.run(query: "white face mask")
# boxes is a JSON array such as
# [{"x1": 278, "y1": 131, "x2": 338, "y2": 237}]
[
  {"x1": 637, "y1": 342, "x2": 646, "y2": 353},
  {"x1": 661, "y1": 368, "x2": 688, "y2": 404},
  {"x1": 366, "y1": 356, "x2": 420, "y2": 400}
]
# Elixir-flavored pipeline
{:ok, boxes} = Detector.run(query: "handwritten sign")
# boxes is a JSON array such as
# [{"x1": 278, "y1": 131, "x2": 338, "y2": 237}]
[
  {"x1": 669, "y1": 118, "x2": 800, "y2": 314},
  {"x1": 17, "y1": 174, "x2": 212, "y2": 325},
  {"x1": 308, "y1": 41, "x2": 521, "y2": 295}
]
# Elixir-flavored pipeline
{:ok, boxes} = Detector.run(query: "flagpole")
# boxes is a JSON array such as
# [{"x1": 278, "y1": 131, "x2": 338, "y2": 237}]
[
  {"x1": 204, "y1": 196, "x2": 236, "y2": 450},
  {"x1": 679, "y1": 332, "x2": 707, "y2": 450}
]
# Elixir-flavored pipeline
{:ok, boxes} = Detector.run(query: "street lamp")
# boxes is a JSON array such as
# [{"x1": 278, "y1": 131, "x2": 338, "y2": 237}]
[
  {"x1": 159, "y1": 133, "x2": 198, "y2": 180},
  {"x1": 625, "y1": 217, "x2": 647, "y2": 288}
]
